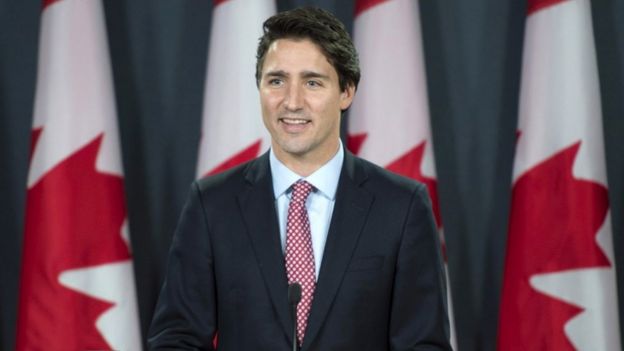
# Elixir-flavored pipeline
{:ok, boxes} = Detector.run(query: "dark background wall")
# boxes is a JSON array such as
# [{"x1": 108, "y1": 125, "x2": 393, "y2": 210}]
[{"x1": 1, "y1": 1, "x2": 622, "y2": 350}]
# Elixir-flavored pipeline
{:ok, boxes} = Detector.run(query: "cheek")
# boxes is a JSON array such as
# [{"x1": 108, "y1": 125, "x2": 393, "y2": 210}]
[
  {"x1": 318, "y1": 97, "x2": 344, "y2": 117},
  {"x1": 260, "y1": 97, "x2": 276, "y2": 124},
  {"x1": 260, "y1": 95, "x2": 278, "y2": 114},
  {"x1": 309, "y1": 94, "x2": 334, "y2": 112}
]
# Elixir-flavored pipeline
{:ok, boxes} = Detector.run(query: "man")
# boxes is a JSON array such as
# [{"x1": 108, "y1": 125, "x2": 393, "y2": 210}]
[{"x1": 148, "y1": 7, "x2": 451, "y2": 351}]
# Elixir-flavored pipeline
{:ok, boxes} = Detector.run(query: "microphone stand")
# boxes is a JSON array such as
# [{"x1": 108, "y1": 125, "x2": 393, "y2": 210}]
[{"x1": 288, "y1": 283, "x2": 302, "y2": 351}]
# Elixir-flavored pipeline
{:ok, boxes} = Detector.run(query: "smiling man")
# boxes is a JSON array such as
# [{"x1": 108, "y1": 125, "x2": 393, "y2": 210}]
[
  {"x1": 148, "y1": 7, "x2": 451, "y2": 351},
  {"x1": 259, "y1": 37, "x2": 352, "y2": 176}
]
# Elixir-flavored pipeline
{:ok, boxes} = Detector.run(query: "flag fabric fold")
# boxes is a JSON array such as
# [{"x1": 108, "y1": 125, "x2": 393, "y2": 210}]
[
  {"x1": 196, "y1": 0, "x2": 276, "y2": 178},
  {"x1": 348, "y1": 0, "x2": 456, "y2": 347},
  {"x1": 498, "y1": 0, "x2": 621, "y2": 350},
  {"x1": 17, "y1": 0, "x2": 142, "y2": 349}
]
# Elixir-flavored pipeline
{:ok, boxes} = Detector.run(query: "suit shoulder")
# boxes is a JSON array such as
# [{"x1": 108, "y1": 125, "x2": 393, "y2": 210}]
[
  {"x1": 355, "y1": 156, "x2": 427, "y2": 195},
  {"x1": 194, "y1": 159, "x2": 252, "y2": 196},
  {"x1": 352, "y1": 156, "x2": 435, "y2": 219}
]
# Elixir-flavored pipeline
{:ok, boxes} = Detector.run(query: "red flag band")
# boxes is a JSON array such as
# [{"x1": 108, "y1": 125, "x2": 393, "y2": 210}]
[
  {"x1": 17, "y1": 0, "x2": 142, "y2": 349},
  {"x1": 498, "y1": 0, "x2": 620, "y2": 349}
]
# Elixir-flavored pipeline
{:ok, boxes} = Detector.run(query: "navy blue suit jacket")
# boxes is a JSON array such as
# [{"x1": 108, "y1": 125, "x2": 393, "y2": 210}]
[{"x1": 148, "y1": 151, "x2": 451, "y2": 350}]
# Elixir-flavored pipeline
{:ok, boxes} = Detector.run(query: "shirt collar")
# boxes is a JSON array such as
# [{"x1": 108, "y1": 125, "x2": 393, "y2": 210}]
[{"x1": 270, "y1": 142, "x2": 344, "y2": 200}]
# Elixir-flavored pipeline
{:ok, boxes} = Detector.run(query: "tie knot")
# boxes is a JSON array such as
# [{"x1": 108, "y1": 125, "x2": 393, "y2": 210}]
[{"x1": 291, "y1": 180, "x2": 313, "y2": 203}]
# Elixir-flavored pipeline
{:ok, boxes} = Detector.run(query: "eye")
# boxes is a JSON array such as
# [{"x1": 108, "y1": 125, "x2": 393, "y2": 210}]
[
  {"x1": 306, "y1": 80, "x2": 322, "y2": 88},
  {"x1": 267, "y1": 78, "x2": 283, "y2": 87}
]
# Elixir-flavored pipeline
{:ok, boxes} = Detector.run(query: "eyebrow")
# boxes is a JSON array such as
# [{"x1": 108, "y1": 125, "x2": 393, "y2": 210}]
[
  {"x1": 264, "y1": 70, "x2": 330, "y2": 80},
  {"x1": 264, "y1": 70, "x2": 288, "y2": 78},
  {"x1": 301, "y1": 71, "x2": 330, "y2": 80}
]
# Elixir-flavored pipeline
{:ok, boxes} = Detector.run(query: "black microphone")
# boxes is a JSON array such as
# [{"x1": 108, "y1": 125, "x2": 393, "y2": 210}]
[{"x1": 288, "y1": 283, "x2": 302, "y2": 351}]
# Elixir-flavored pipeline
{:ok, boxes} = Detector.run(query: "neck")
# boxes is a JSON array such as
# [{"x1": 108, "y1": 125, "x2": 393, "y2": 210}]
[{"x1": 273, "y1": 140, "x2": 340, "y2": 177}]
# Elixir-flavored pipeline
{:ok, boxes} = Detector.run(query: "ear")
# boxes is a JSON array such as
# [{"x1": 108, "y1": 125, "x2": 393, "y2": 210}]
[{"x1": 339, "y1": 84, "x2": 356, "y2": 110}]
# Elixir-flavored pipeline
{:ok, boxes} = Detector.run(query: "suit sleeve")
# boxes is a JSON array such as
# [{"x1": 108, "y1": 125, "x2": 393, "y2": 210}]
[
  {"x1": 148, "y1": 182, "x2": 217, "y2": 350},
  {"x1": 389, "y1": 184, "x2": 452, "y2": 351}
]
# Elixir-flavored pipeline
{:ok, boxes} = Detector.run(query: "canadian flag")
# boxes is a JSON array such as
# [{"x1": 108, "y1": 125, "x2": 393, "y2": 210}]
[
  {"x1": 16, "y1": 0, "x2": 142, "y2": 350},
  {"x1": 196, "y1": 0, "x2": 275, "y2": 178},
  {"x1": 348, "y1": 0, "x2": 456, "y2": 347},
  {"x1": 498, "y1": 0, "x2": 621, "y2": 350}
]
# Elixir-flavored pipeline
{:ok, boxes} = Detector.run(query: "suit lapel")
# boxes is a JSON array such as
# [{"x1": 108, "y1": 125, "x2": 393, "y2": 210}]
[
  {"x1": 301, "y1": 152, "x2": 374, "y2": 350},
  {"x1": 236, "y1": 153, "x2": 294, "y2": 345}
]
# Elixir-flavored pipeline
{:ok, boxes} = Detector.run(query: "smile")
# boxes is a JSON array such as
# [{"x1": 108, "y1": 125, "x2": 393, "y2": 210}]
[{"x1": 279, "y1": 118, "x2": 311, "y2": 125}]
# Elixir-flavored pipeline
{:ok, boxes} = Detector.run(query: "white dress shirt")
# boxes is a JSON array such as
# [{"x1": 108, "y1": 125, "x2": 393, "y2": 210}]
[{"x1": 269, "y1": 142, "x2": 344, "y2": 279}]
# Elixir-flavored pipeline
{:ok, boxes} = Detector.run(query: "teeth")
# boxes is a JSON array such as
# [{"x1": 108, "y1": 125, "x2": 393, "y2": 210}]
[{"x1": 282, "y1": 118, "x2": 309, "y2": 124}]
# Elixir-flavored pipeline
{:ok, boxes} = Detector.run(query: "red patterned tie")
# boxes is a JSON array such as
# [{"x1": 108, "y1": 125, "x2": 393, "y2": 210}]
[{"x1": 285, "y1": 180, "x2": 316, "y2": 346}]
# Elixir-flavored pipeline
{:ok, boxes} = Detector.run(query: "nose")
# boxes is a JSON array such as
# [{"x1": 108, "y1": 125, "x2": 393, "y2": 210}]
[{"x1": 284, "y1": 84, "x2": 303, "y2": 111}]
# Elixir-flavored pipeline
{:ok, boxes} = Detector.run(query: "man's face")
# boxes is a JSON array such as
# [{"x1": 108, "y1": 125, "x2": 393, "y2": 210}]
[{"x1": 259, "y1": 38, "x2": 354, "y2": 167}]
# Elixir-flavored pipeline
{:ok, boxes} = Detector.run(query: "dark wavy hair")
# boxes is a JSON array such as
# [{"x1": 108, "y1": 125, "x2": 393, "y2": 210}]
[{"x1": 255, "y1": 7, "x2": 360, "y2": 92}]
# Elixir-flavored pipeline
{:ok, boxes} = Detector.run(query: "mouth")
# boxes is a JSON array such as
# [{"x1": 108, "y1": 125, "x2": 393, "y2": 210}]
[
  {"x1": 279, "y1": 117, "x2": 311, "y2": 125},
  {"x1": 278, "y1": 117, "x2": 311, "y2": 133}
]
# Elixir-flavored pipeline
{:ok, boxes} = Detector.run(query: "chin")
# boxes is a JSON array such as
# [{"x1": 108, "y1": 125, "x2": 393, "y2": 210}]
[
  {"x1": 277, "y1": 142, "x2": 313, "y2": 157},
  {"x1": 284, "y1": 146, "x2": 312, "y2": 157}
]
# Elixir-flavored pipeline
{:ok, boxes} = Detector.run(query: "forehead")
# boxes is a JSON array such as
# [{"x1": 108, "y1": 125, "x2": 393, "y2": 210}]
[{"x1": 262, "y1": 38, "x2": 336, "y2": 75}]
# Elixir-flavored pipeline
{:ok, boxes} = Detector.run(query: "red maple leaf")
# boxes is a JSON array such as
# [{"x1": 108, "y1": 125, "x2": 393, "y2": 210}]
[
  {"x1": 204, "y1": 139, "x2": 262, "y2": 177},
  {"x1": 527, "y1": 0, "x2": 568, "y2": 15},
  {"x1": 42, "y1": 0, "x2": 62, "y2": 10},
  {"x1": 17, "y1": 132, "x2": 131, "y2": 350},
  {"x1": 347, "y1": 133, "x2": 441, "y2": 228},
  {"x1": 347, "y1": 132, "x2": 368, "y2": 157},
  {"x1": 354, "y1": 0, "x2": 391, "y2": 16},
  {"x1": 29, "y1": 127, "x2": 43, "y2": 163},
  {"x1": 498, "y1": 141, "x2": 610, "y2": 350},
  {"x1": 386, "y1": 142, "x2": 441, "y2": 228}
]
